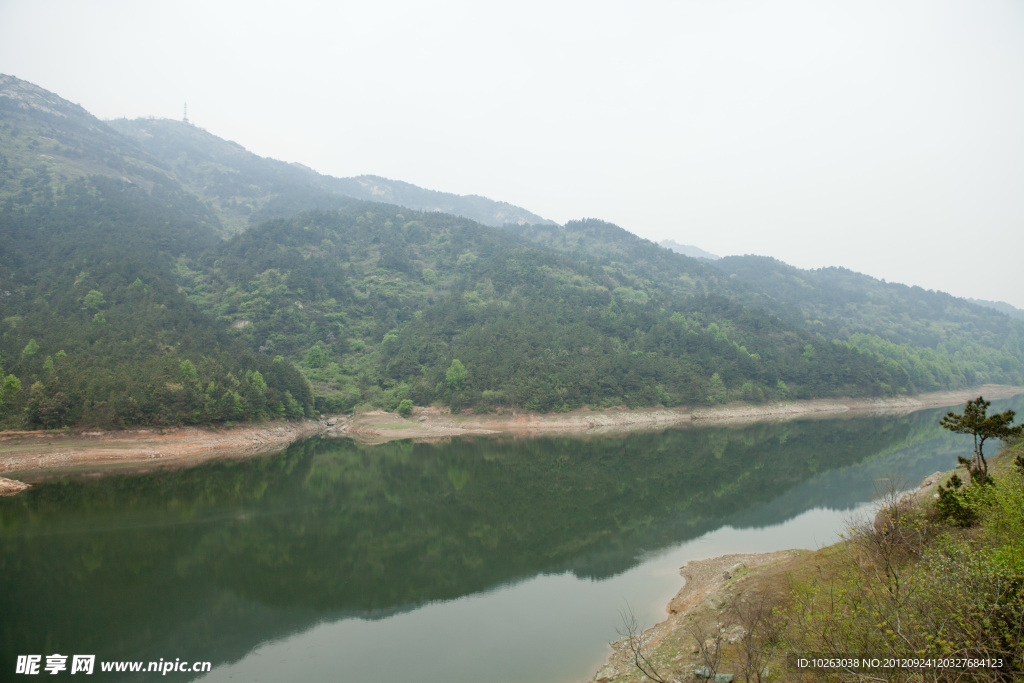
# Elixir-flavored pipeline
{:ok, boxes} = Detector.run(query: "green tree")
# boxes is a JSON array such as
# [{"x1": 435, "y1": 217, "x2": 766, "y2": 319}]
[
  {"x1": 707, "y1": 372, "x2": 727, "y2": 405},
  {"x1": 250, "y1": 370, "x2": 268, "y2": 394},
  {"x1": 445, "y1": 359, "x2": 467, "y2": 390},
  {"x1": 397, "y1": 399, "x2": 414, "y2": 418},
  {"x1": 940, "y1": 396, "x2": 1024, "y2": 484},
  {"x1": 1, "y1": 371, "x2": 22, "y2": 410},
  {"x1": 82, "y1": 289, "x2": 106, "y2": 311},
  {"x1": 180, "y1": 359, "x2": 199, "y2": 383},
  {"x1": 305, "y1": 342, "x2": 327, "y2": 369},
  {"x1": 22, "y1": 338, "x2": 39, "y2": 359},
  {"x1": 776, "y1": 379, "x2": 791, "y2": 400}
]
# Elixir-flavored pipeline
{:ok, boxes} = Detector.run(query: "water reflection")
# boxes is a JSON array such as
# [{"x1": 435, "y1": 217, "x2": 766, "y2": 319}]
[{"x1": 1, "y1": 397, "x2": 1019, "y2": 680}]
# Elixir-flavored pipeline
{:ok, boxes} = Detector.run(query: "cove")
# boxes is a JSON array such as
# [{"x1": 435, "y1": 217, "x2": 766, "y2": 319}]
[{"x1": 2, "y1": 397, "x2": 1020, "y2": 681}]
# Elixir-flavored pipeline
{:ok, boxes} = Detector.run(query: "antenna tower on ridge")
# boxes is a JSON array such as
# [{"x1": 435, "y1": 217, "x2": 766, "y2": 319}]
[{"x1": 183, "y1": 102, "x2": 189, "y2": 125}]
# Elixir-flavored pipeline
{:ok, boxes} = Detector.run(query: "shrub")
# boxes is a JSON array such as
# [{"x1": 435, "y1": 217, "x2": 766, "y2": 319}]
[{"x1": 397, "y1": 399, "x2": 413, "y2": 418}]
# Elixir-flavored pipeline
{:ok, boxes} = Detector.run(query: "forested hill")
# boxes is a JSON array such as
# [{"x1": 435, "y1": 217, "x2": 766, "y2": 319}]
[
  {"x1": 0, "y1": 76, "x2": 315, "y2": 427},
  {"x1": 174, "y1": 205, "x2": 906, "y2": 414},
  {"x1": 968, "y1": 298, "x2": 1024, "y2": 321},
  {"x1": 709, "y1": 255, "x2": 1024, "y2": 391},
  {"x1": 107, "y1": 118, "x2": 554, "y2": 233},
  {"x1": 0, "y1": 74, "x2": 1021, "y2": 430},
  {"x1": 501, "y1": 220, "x2": 1024, "y2": 393}
]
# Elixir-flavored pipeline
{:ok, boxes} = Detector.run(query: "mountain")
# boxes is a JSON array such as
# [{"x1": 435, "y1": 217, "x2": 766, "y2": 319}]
[
  {"x1": 503, "y1": 223, "x2": 1024, "y2": 382},
  {"x1": 0, "y1": 74, "x2": 186, "y2": 205},
  {"x1": 325, "y1": 174, "x2": 555, "y2": 229},
  {"x1": 107, "y1": 117, "x2": 555, "y2": 234},
  {"x1": 1, "y1": 74, "x2": 1021, "y2": 429},
  {"x1": 493, "y1": 222, "x2": 1024, "y2": 394},
  {"x1": 176, "y1": 206, "x2": 907, "y2": 414},
  {"x1": 1, "y1": 75, "x2": 315, "y2": 427},
  {"x1": 659, "y1": 239, "x2": 720, "y2": 260},
  {"x1": 968, "y1": 298, "x2": 1024, "y2": 321},
  {"x1": 709, "y1": 255, "x2": 1024, "y2": 391}
]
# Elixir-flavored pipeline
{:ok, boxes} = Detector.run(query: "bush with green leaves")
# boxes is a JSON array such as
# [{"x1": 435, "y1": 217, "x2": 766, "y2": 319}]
[{"x1": 397, "y1": 399, "x2": 413, "y2": 418}]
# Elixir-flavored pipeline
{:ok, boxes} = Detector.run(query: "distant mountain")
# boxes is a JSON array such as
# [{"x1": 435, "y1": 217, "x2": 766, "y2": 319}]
[
  {"x1": 710, "y1": 255, "x2": 1024, "y2": 391},
  {"x1": 968, "y1": 298, "x2": 1024, "y2": 321},
  {"x1": 659, "y1": 239, "x2": 720, "y2": 260},
  {"x1": 0, "y1": 74, "x2": 184, "y2": 201},
  {"x1": 328, "y1": 174, "x2": 555, "y2": 228},
  {"x1": 499, "y1": 220, "x2": 1024, "y2": 392},
  {"x1": 108, "y1": 118, "x2": 555, "y2": 234}
]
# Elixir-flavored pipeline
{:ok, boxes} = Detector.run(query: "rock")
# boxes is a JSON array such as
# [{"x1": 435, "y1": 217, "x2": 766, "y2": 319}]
[
  {"x1": 326, "y1": 417, "x2": 338, "y2": 426},
  {"x1": 703, "y1": 594, "x2": 726, "y2": 610},
  {"x1": 721, "y1": 562, "x2": 746, "y2": 580},
  {"x1": 0, "y1": 477, "x2": 31, "y2": 496},
  {"x1": 692, "y1": 666, "x2": 734, "y2": 682},
  {"x1": 725, "y1": 625, "x2": 747, "y2": 643}
]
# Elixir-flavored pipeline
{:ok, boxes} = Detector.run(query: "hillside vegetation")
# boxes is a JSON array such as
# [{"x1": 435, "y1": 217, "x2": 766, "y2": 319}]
[
  {"x1": 713, "y1": 255, "x2": 1024, "y2": 392},
  {"x1": 1, "y1": 74, "x2": 1022, "y2": 429},
  {"x1": 175, "y1": 206, "x2": 907, "y2": 415}
]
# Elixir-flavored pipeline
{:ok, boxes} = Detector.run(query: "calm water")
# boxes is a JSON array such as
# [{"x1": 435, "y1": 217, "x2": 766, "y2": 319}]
[{"x1": 2, "y1": 397, "x2": 1021, "y2": 681}]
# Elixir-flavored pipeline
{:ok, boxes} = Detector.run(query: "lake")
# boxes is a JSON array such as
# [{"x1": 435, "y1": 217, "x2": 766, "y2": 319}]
[{"x1": 2, "y1": 397, "x2": 1020, "y2": 681}]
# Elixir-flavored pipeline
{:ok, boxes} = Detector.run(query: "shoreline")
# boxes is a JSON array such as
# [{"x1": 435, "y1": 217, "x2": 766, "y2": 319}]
[
  {"x1": 591, "y1": 466, "x2": 961, "y2": 682},
  {"x1": 593, "y1": 550, "x2": 806, "y2": 683},
  {"x1": 335, "y1": 383, "x2": 1023, "y2": 441},
  {"x1": 1, "y1": 384, "x2": 1021, "y2": 495},
  {"x1": 0, "y1": 420, "x2": 326, "y2": 493}
]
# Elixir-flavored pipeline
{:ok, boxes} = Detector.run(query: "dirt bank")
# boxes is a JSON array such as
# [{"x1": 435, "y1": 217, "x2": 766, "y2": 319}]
[
  {"x1": 0, "y1": 420, "x2": 327, "y2": 493},
  {"x1": 336, "y1": 384, "x2": 1024, "y2": 441},
  {"x1": 1, "y1": 384, "x2": 1019, "y2": 496},
  {"x1": 594, "y1": 550, "x2": 806, "y2": 683}
]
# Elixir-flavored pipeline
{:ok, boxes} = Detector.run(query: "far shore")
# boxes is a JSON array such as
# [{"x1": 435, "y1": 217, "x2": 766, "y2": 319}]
[{"x1": 1, "y1": 384, "x2": 1021, "y2": 496}]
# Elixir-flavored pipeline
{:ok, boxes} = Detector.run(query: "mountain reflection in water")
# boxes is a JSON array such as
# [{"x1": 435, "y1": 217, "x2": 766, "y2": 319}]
[{"x1": 2, "y1": 397, "x2": 1020, "y2": 681}]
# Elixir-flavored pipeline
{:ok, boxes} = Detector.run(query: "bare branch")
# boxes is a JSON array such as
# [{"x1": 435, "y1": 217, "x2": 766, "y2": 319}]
[{"x1": 616, "y1": 604, "x2": 668, "y2": 683}]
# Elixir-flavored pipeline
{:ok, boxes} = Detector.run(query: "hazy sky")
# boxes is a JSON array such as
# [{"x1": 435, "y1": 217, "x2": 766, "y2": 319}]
[{"x1": 2, "y1": 0, "x2": 1022, "y2": 306}]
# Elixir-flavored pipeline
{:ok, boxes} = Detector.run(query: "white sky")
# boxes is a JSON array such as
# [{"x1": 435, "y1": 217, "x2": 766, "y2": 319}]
[{"x1": 2, "y1": 0, "x2": 1023, "y2": 307}]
